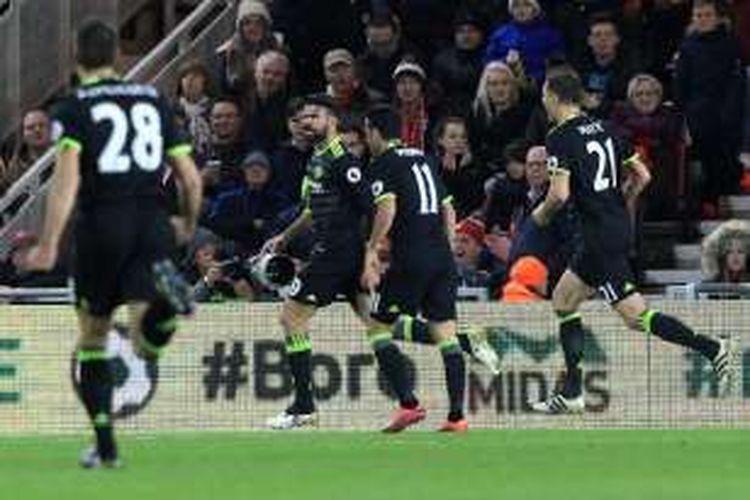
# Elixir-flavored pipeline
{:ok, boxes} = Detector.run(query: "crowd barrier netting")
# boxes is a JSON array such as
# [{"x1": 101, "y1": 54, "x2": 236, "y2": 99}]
[{"x1": 0, "y1": 301, "x2": 748, "y2": 434}]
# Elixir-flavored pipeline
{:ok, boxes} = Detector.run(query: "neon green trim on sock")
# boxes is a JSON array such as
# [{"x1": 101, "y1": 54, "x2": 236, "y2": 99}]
[
  {"x1": 285, "y1": 332, "x2": 312, "y2": 353},
  {"x1": 93, "y1": 413, "x2": 111, "y2": 428},
  {"x1": 439, "y1": 339, "x2": 461, "y2": 354},
  {"x1": 558, "y1": 312, "x2": 582, "y2": 325},
  {"x1": 367, "y1": 329, "x2": 393, "y2": 349},
  {"x1": 401, "y1": 315, "x2": 414, "y2": 342},
  {"x1": 156, "y1": 317, "x2": 178, "y2": 333},
  {"x1": 640, "y1": 309, "x2": 658, "y2": 334},
  {"x1": 77, "y1": 350, "x2": 108, "y2": 362}
]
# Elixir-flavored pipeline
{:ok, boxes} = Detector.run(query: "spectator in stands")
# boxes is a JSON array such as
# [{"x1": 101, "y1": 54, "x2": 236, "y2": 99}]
[
  {"x1": 393, "y1": 59, "x2": 433, "y2": 150},
  {"x1": 323, "y1": 48, "x2": 384, "y2": 123},
  {"x1": 501, "y1": 255, "x2": 548, "y2": 302},
  {"x1": 270, "y1": 97, "x2": 313, "y2": 203},
  {"x1": 453, "y1": 217, "x2": 492, "y2": 288},
  {"x1": 484, "y1": 0, "x2": 564, "y2": 84},
  {"x1": 215, "y1": 0, "x2": 280, "y2": 94},
  {"x1": 1, "y1": 109, "x2": 51, "y2": 194},
  {"x1": 701, "y1": 219, "x2": 750, "y2": 283},
  {"x1": 174, "y1": 60, "x2": 213, "y2": 161},
  {"x1": 244, "y1": 49, "x2": 291, "y2": 151},
  {"x1": 379, "y1": 0, "x2": 461, "y2": 60},
  {"x1": 431, "y1": 8, "x2": 488, "y2": 115},
  {"x1": 576, "y1": 14, "x2": 640, "y2": 117},
  {"x1": 357, "y1": 12, "x2": 418, "y2": 97},
  {"x1": 433, "y1": 115, "x2": 485, "y2": 218},
  {"x1": 482, "y1": 140, "x2": 530, "y2": 233},
  {"x1": 674, "y1": 0, "x2": 746, "y2": 215},
  {"x1": 271, "y1": 0, "x2": 363, "y2": 92},
  {"x1": 200, "y1": 97, "x2": 249, "y2": 198},
  {"x1": 203, "y1": 151, "x2": 291, "y2": 252},
  {"x1": 183, "y1": 229, "x2": 255, "y2": 302},
  {"x1": 469, "y1": 61, "x2": 535, "y2": 173},
  {"x1": 611, "y1": 74, "x2": 689, "y2": 220}
]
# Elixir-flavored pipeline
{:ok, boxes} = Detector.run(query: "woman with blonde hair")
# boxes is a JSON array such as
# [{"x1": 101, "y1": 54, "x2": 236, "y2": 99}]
[{"x1": 469, "y1": 61, "x2": 535, "y2": 173}]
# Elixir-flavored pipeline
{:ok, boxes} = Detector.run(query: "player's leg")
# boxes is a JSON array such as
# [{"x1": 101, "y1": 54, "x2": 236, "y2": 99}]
[
  {"x1": 75, "y1": 307, "x2": 120, "y2": 468},
  {"x1": 612, "y1": 292, "x2": 734, "y2": 394},
  {"x1": 422, "y1": 266, "x2": 469, "y2": 431},
  {"x1": 530, "y1": 269, "x2": 592, "y2": 414},
  {"x1": 393, "y1": 315, "x2": 500, "y2": 375},
  {"x1": 128, "y1": 299, "x2": 178, "y2": 359}
]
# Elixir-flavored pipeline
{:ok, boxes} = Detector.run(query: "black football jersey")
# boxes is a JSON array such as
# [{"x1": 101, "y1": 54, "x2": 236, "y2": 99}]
[
  {"x1": 300, "y1": 135, "x2": 372, "y2": 252},
  {"x1": 53, "y1": 78, "x2": 190, "y2": 211},
  {"x1": 545, "y1": 114, "x2": 637, "y2": 253},
  {"x1": 370, "y1": 146, "x2": 453, "y2": 264}
]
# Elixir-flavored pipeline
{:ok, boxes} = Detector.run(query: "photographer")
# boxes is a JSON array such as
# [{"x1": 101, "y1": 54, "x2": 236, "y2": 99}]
[{"x1": 183, "y1": 230, "x2": 254, "y2": 302}]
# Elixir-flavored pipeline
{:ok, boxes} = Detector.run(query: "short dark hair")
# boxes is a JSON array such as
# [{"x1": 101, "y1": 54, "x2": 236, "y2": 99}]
[
  {"x1": 286, "y1": 96, "x2": 306, "y2": 119},
  {"x1": 503, "y1": 139, "x2": 530, "y2": 165},
  {"x1": 588, "y1": 12, "x2": 618, "y2": 32},
  {"x1": 301, "y1": 93, "x2": 339, "y2": 117},
  {"x1": 365, "y1": 104, "x2": 401, "y2": 139},
  {"x1": 545, "y1": 66, "x2": 584, "y2": 105},
  {"x1": 76, "y1": 20, "x2": 118, "y2": 69}
]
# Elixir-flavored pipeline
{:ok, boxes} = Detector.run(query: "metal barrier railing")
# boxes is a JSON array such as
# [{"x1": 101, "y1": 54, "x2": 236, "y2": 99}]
[
  {"x1": 665, "y1": 282, "x2": 750, "y2": 299},
  {"x1": 0, "y1": 0, "x2": 235, "y2": 256}
]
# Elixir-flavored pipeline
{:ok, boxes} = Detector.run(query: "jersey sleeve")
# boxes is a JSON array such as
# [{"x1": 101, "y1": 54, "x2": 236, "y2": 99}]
[
  {"x1": 159, "y1": 96, "x2": 192, "y2": 159},
  {"x1": 369, "y1": 157, "x2": 397, "y2": 205},
  {"x1": 431, "y1": 159, "x2": 453, "y2": 207},
  {"x1": 544, "y1": 129, "x2": 574, "y2": 176},
  {"x1": 52, "y1": 96, "x2": 85, "y2": 152}
]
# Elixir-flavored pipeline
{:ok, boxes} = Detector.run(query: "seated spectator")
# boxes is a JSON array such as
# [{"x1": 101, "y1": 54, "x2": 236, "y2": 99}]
[
  {"x1": 611, "y1": 74, "x2": 689, "y2": 220},
  {"x1": 674, "y1": 0, "x2": 746, "y2": 213},
  {"x1": 576, "y1": 14, "x2": 640, "y2": 117},
  {"x1": 324, "y1": 48, "x2": 385, "y2": 123},
  {"x1": 433, "y1": 115, "x2": 485, "y2": 218},
  {"x1": 453, "y1": 218, "x2": 492, "y2": 288},
  {"x1": 392, "y1": 59, "x2": 433, "y2": 150},
  {"x1": 244, "y1": 49, "x2": 291, "y2": 151},
  {"x1": 701, "y1": 219, "x2": 750, "y2": 283},
  {"x1": 470, "y1": 61, "x2": 536, "y2": 173},
  {"x1": 484, "y1": 0, "x2": 564, "y2": 84},
  {"x1": 2, "y1": 109, "x2": 51, "y2": 194},
  {"x1": 199, "y1": 97, "x2": 249, "y2": 198},
  {"x1": 203, "y1": 151, "x2": 292, "y2": 252},
  {"x1": 183, "y1": 229, "x2": 255, "y2": 302},
  {"x1": 482, "y1": 140, "x2": 530, "y2": 232},
  {"x1": 174, "y1": 60, "x2": 213, "y2": 161},
  {"x1": 357, "y1": 12, "x2": 419, "y2": 96},
  {"x1": 270, "y1": 97, "x2": 313, "y2": 203},
  {"x1": 214, "y1": 0, "x2": 280, "y2": 94},
  {"x1": 431, "y1": 8, "x2": 488, "y2": 115}
]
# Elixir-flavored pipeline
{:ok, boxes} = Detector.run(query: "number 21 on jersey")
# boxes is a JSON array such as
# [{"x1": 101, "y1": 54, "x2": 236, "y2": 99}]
[
  {"x1": 587, "y1": 138, "x2": 617, "y2": 192},
  {"x1": 91, "y1": 101, "x2": 163, "y2": 174}
]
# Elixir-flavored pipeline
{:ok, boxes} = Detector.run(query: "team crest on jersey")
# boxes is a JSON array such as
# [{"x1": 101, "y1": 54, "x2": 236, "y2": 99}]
[
  {"x1": 310, "y1": 164, "x2": 325, "y2": 180},
  {"x1": 346, "y1": 167, "x2": 362, "y2": 183},
  {"x1": 546, "y1": 155, "x2": 559, "y2": 170},
  {"x1": 50, "y1": 120, "x2": 64, "y2": 143},
  {"x1": 371, "y1": 180, "x2": 384, "y2": 197}
]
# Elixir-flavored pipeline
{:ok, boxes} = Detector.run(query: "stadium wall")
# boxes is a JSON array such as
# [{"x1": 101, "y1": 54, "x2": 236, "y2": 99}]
[{"x1": 0, "y1": 302, "x2": 747, "y2": 434}]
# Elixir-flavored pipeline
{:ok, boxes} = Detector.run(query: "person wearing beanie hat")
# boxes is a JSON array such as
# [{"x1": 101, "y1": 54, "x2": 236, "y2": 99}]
[
  {"x1": 501, "y1": 255, "x2": 548, "y2": 302},
  {"x1": 485, "y1": 0, "x2": 563, "y2": 84},
  {"x1": 392, "y1": 58, "x2": 430, "y2": 149},
  {"x1": 323, "y1": 48, "x2": 385, "y2": 123},
  {"x1": 214, "y1": 0, "x2": 280, "y2": 94},
  {"x1": 431, "y1": 8, "x2": 487, "y2": 114}
]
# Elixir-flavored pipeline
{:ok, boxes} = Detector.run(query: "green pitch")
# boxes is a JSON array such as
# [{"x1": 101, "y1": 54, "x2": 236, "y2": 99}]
[{"x1": 1, "y1": 430, "x2": 748, "y2": 500}]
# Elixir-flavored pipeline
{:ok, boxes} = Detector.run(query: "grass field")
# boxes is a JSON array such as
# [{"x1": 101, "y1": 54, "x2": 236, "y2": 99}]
[{"x1": 1, "y1": 430, "x2": 748, "y2": 500}]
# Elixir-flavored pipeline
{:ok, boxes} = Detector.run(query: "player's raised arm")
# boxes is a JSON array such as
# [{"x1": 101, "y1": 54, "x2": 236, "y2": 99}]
[
  {"x1": 621, "y1": 154, "x2": 651, "y2": 202},
  {"x1": 532, "y1": 164, "x2": 569, "y2": 227}
]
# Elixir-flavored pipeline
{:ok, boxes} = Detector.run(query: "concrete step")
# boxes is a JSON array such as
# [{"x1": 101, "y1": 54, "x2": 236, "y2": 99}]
[
  {"x1": 643, "y1": 269, "x2": 704, "y2": 285},
  {"x1": 720, "y1": 195, "x2": 750, "y2": 218}
]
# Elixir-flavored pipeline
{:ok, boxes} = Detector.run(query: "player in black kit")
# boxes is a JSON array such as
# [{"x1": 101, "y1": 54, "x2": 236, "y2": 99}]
[
  {"x1": 361, "y1": 105, "x2": 467, "y2": 431},
  {"x1": 263, "y1": 95, "x2": 420, "y2": 431},
  {"x1": 529, "y1": 67, "x2": 734, "y2": 414},
  {"x1": 22, "y1": 21, "x2": 202, "y2": 465}
]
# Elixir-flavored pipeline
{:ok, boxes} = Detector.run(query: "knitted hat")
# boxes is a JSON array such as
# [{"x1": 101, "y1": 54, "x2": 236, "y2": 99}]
[
  {"x1": 392, "y1": 60, "x2": 426, "y2": 81},
  {"x1": 323, "y1": 48, "x2": 355, "y2": 70},
  {"x1": 456, "y1": 218, "x2": 486, "y2": 245},
  {"x1": 236, "y1": 0, "x2": 271, "y2": 28},
  {"x1": 241, "y1": 150, "x2": 271, "y2": 170}
]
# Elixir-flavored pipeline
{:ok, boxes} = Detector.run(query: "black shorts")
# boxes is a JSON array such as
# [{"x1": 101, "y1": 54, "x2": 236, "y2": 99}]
[
  {"x1": 74, "y1": 206, "x2": 175, "y2": 316},
  {"x1": 371, "y1": 262, "x2": 457, "y2": 324},
  {"x1": 569, "y1": 247, "x2": 637, "y2": 305},
  {"x1": 288, "y1": 246, "x2": 363, "y2": 308}
]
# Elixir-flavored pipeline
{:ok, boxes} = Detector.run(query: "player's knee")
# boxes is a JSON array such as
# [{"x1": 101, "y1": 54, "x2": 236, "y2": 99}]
[{"x1": 137, "y1": 300, "x2": 177, "y2": 359}]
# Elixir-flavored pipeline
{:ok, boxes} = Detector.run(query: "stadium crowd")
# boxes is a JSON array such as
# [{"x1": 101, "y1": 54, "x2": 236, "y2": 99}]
[{"x1": 2, "y1": 0, "x2": 750, "y2": 300}]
